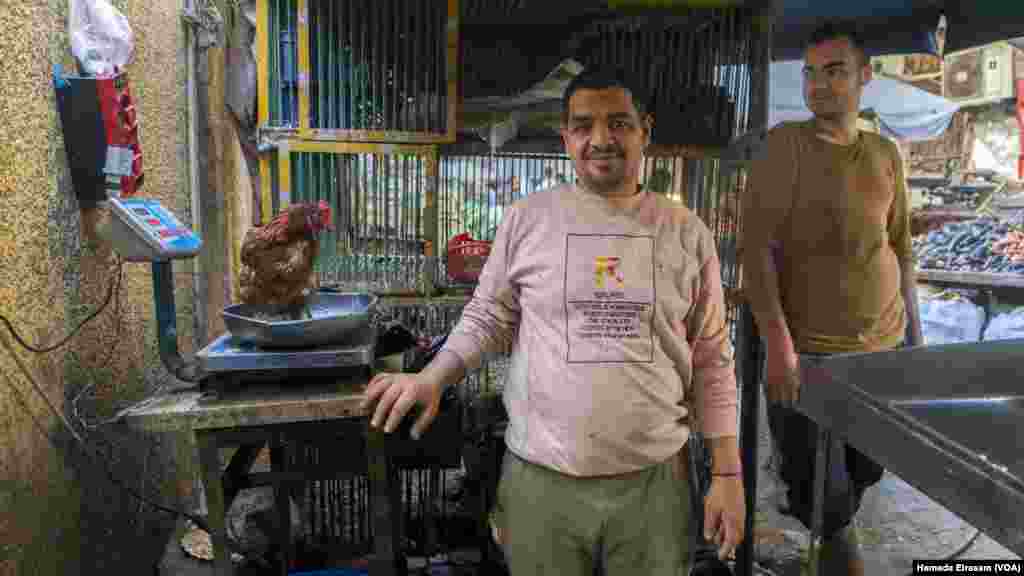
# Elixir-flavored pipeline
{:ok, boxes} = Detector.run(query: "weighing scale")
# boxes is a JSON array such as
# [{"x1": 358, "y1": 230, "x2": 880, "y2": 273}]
[{"x1": 108, "y1": 197, "x2": 378, "y2": 395}]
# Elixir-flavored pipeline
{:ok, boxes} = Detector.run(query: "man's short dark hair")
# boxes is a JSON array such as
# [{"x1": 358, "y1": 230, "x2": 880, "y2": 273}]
[
  {"x1": 562, "y1": 67, "x2": 650, "y2": 123},
  {"x1": 806, "y1": 20, "x2": 868, "y2": 64}
]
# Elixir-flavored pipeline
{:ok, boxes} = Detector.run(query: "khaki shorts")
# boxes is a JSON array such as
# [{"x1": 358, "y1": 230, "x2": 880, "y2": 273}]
[{"x1": 492, "y1": 450, "x2": 693, "y2": 576}]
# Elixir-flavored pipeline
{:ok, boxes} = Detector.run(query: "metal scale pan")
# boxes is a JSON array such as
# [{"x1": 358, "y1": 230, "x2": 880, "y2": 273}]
[{"x1": 197, "y1": 292, "x2": 378, "y2": 375}]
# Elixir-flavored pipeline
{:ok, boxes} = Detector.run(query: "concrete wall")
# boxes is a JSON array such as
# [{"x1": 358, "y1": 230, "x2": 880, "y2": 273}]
[{"x1": 0, "y1": 0, "x2": 195, "y2": 573}]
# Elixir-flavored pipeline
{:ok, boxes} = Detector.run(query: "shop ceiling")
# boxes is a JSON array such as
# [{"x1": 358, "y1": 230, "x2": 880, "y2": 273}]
[{"x1": 458, "y1": 0, "x2": 1024, "y2": 79}]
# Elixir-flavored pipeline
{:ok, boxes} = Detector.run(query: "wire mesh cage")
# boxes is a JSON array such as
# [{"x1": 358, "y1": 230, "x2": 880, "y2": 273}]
[
  {"x1": 259, "y1": 0, "x2": 300, "y2": 130},
  {"x1": 281, "y1": 428, "x2": 477, "y2": 570},
  {"x1": 436, "y1": 153, "x2": 574, "y2": 255},
  {"x1": 267, "y1": 141, "x2": 439, "y2": 294},
  {"x1": 572, "y1": 7, "x2": 756, "y2": 148},
  {"x1": 257, "y1": 0, "x2": 459, "y2": 142}
]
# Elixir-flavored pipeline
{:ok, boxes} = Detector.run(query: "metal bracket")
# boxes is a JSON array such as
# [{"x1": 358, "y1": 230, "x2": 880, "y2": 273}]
[{"x1": 254, "y1": 127, "x2": 281, "y2": 154}]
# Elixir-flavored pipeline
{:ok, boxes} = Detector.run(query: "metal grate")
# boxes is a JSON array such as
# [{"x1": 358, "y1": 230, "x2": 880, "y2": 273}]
[
  {"x1": 573, "y1": 7, "x2": 756, "y2": 147},
  {"x1": 291, "y1": 462, "x2": 473, "y2": 567},
  {"x1": 307, "y1": 0, "x2": 454, "y2": 138},
  {"x1": 274, "y1": 142, "x2": 437, "y2": 294},
  {"x1": 259, "y1": 0, "x2": 458, "y2": 141},
  {"x1": 260, "y1": 0, "x2": 300, "y2": 128},
  {"x1": 437, "y1": 154, "x2": 574, "y2": 252},
  {"x1": 378, "y1": 299, "x2": 467, "y2": 340}
]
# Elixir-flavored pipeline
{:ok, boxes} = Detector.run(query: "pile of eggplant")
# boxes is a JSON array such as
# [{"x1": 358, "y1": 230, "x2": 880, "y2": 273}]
[{"x1": 913, "y1": 212, "x2": 1024, "y2": 275}]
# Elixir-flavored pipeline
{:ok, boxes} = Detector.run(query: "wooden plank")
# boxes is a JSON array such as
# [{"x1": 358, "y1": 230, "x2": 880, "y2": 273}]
[
  {"x1": 119, "y1": 378, "x2": 369, "y2": 433},
  {"x1": 278, "y1": 141, "x2": 292, "y2": 209},
  {"x1": 917, "y1": 269, "x2": 1024, "y2": 289},
  {"x1": 440, "y1": 138, "x2": 566, "y2": 157},
  {"x1": 256, "y1": 0, "x2": 269, "y2": 128},
  {"x1": 286, "y1": 140, "x2": 435, "y2": 156}
]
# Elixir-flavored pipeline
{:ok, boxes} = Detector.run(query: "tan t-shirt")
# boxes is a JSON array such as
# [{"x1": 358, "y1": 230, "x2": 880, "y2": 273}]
[{"x1": 743, "y1": 120, "x2": 912, "y2": 354}]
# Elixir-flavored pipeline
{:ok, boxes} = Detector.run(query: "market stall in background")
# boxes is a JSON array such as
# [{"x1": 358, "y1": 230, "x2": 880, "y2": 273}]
[{"x1": 900, "y1": 38, "x2": 1024, "y2": 351}]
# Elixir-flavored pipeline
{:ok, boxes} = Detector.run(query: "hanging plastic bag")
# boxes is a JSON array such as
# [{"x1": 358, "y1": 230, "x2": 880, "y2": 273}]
[{"x1": 69, "y1": 0, "x2": 134, "y2": 76}]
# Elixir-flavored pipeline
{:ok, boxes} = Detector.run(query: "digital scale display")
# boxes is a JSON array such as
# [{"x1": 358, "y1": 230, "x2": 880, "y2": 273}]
[{"x1": 109, "y1": 197, "x2": 201, "y2": 261}]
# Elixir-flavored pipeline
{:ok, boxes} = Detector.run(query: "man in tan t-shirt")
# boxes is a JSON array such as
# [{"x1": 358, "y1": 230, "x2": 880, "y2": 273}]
[{"x1": 742, "y1": 21, "x2": 923, "y2": 576}]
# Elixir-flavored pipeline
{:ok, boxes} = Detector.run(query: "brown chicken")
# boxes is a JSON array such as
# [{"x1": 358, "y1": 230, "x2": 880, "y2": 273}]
[{"x1": 238, "y1": 201, "x2": 333, "y2": 316}]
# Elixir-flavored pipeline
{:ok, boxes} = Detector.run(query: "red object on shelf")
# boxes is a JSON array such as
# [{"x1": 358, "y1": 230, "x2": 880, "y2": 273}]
[{"x1": 446, "y1": 232, "x2": 492, "y2": 284}]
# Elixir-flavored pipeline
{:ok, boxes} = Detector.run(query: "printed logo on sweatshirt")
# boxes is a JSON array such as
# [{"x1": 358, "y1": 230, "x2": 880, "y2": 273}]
[
  {"x1": 565, "y1": 234, "x2": 655, "y2": 364},
  {"x1": 593, "y1": 256, "x2": 625, "y2": 289}
]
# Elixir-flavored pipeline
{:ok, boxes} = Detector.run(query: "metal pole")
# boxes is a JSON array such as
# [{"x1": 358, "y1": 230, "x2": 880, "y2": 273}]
[
  {"x1": 736, "y1": 303, "x2": 762, "y2": 576},
  {"x1": 735, "y1": 4, "x2": 773, "y2": 575},
  {"x1": 809, "y1": 429, "x2": 833, "y2": 576}
]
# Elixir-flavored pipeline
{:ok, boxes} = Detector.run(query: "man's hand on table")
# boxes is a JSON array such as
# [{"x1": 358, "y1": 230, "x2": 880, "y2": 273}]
[
  {"x1": 363, "y1": 349, "x2": 466, "y2": 439},
  {"x1": 362, "y1": 372, "x2": 443, "y2": 440}
]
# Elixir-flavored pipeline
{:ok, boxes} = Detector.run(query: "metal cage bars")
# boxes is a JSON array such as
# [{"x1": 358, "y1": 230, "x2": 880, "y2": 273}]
[{"x1": 257, "y1": 0, "x2": 459, "y2": 143}]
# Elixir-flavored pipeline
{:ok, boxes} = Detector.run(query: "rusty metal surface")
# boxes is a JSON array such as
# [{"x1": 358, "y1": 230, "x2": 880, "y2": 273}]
[{"x1": 795, "y1": 339, "x2": 1024, "y2": 557}]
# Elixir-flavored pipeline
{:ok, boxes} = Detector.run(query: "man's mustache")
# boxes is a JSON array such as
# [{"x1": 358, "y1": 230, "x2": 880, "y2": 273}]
[{"x1": 585, "y1": 147, "x2": 623, "y2": 159}]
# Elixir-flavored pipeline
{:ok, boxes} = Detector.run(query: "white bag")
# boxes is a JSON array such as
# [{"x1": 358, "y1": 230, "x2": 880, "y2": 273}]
[
  {"x1": 69, "y1": 0, "x2": 134, "y2": 76},
  {"x1": 983, "y1": 308, "x2": 1024, "y2": 342},
  {"x1": 919, "y1": 296, "x2": 986, "y2": 345}
]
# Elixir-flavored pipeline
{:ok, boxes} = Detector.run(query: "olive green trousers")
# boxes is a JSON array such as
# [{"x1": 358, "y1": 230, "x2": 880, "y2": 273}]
[{"x1": 493, "y1": 450, "x2": 693, "y2": 576}]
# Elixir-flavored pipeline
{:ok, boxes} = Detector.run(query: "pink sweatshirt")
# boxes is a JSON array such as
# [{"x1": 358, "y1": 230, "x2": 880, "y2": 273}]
[{"x1": 443, "y1": 184, "x2": 738, "y2": 477}]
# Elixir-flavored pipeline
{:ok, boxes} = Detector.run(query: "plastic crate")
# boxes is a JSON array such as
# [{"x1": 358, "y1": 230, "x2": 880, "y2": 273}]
[{"x1": 446, "y1": 233, "x2": 491, "y2": 284}]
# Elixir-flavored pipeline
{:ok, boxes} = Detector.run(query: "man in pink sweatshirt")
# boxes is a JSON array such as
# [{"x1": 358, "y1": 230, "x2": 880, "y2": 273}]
[{"x1": 363, "y1": 68, "x2": 745, "y2": 575}]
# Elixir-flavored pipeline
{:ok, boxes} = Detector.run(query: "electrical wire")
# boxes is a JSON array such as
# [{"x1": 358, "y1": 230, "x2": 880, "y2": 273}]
[
  {"x1": 71, "y1": 258, "x2": 124, "y2": 431},
  {"x1": 0, "y1": 333, "x2": 267, "y2": 562},
  {"x1": 0, "y1": 263, "x2": 261, "y2": 564},
  {"x1": 0, "y1": 257, "x2": 121, "y2": 354},
  {"x1": 0, "y1": 331, "x2": 186, "y2": 515}
]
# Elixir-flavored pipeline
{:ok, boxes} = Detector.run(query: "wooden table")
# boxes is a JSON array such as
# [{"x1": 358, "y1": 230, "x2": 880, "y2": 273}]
[{"x1": 121, "y1": 371, "x2": 423, "y2": 576}]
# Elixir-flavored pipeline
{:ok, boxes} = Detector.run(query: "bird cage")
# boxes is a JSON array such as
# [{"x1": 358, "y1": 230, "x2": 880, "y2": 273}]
[
  {"x1": 436, "y1": 153, "x2": 573, "y2": 253},
  {"x1": 263, "y1": 141, "x2": 440, "y2": 294},
  {"x1": 256, "y1": 0, "x2": 460, "y2": 142},
  {"x1": 571, "y1": 7, "x2": 756, "y2": 148}
]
